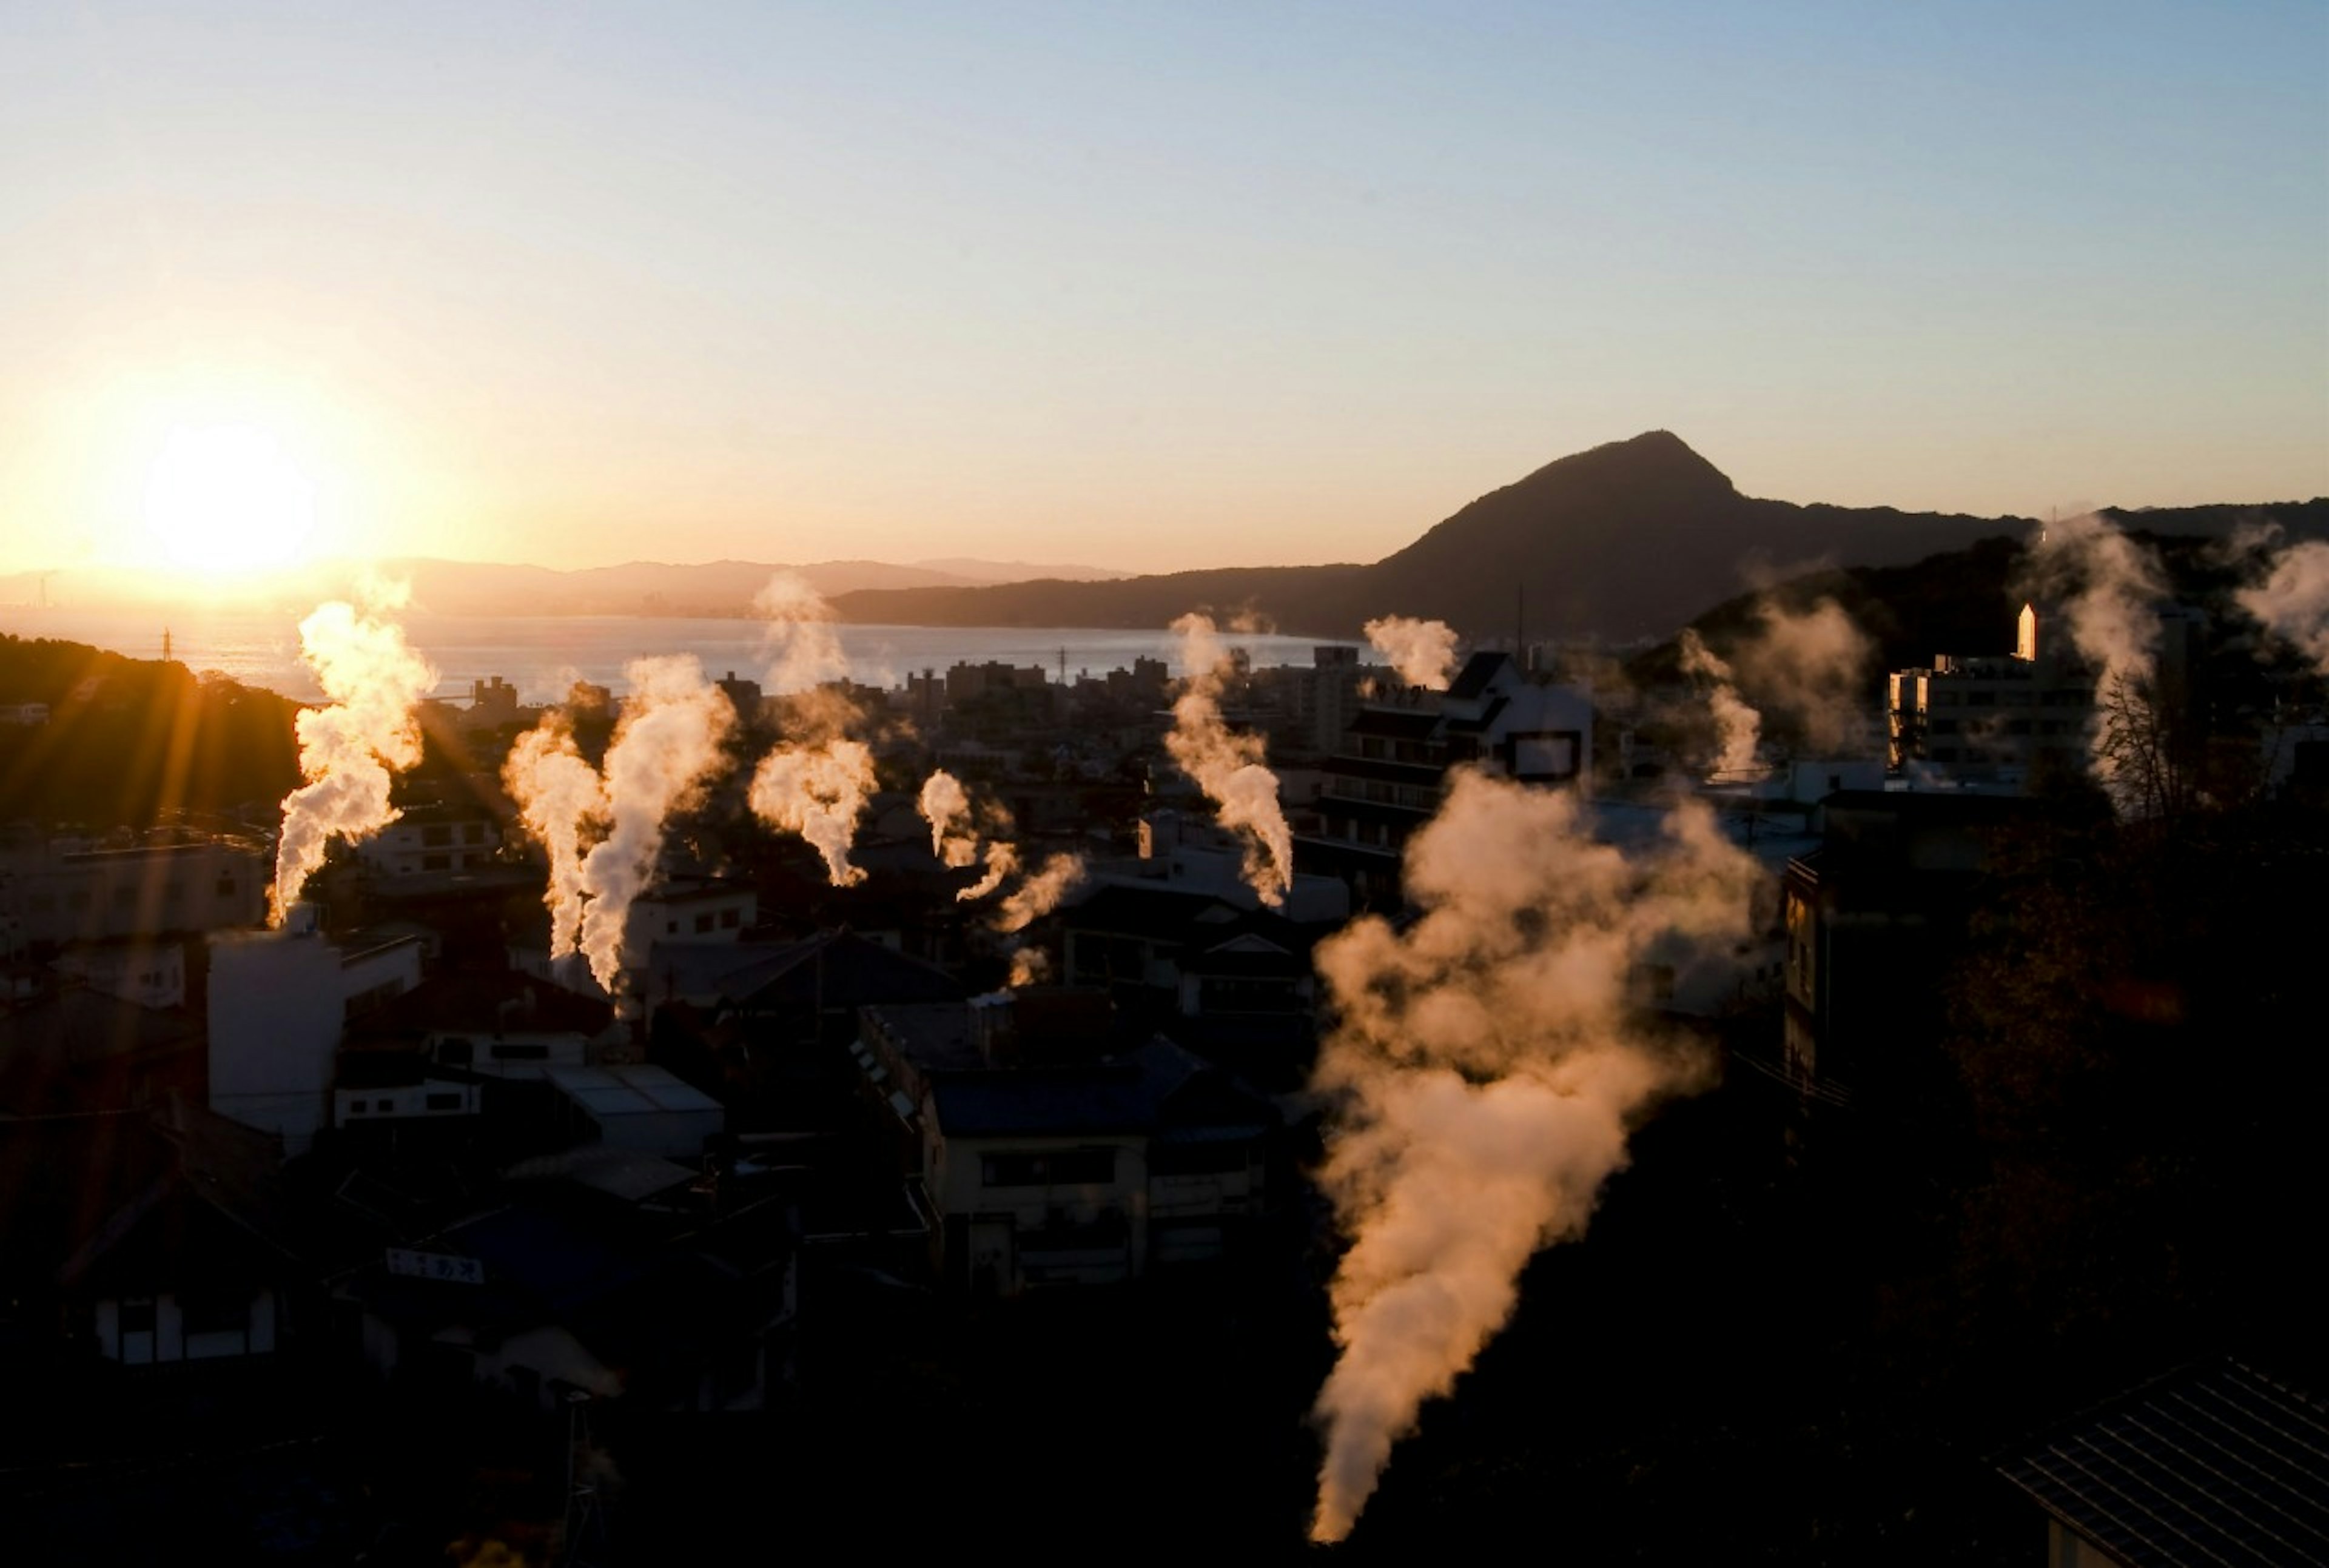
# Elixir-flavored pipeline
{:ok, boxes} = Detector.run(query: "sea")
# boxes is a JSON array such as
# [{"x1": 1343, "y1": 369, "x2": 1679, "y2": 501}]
[{"x1": 0, "y1": 605, "x2": 1360, "y2": 704}]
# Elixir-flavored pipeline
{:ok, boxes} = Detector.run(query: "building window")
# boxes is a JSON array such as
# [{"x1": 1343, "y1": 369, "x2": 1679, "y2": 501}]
[
  {"x1": 119, "y1": 1298, "x2": 156, "y2": 1335},
  {"x1": 489, "y1": 1042, "x2": 549, "y2": 1061},
  {"x1": 719, "y1": 908, "x2": 740, "y2": 929},
  {"x1": 694, "y1": 913, "x2": 714, "y2": 934},
  {"x1": 423, "y1": 824, "x2": 454, "y2": 848},
  {"x1": 462, "y1": 823, "x2": 486, "y2": 845},
  {"x1": 425, "y1": 1092, "x2": 463, "y2": 1112},
  {"x1": 423, "y1": 853, "x2": 451, "y2": 871}
]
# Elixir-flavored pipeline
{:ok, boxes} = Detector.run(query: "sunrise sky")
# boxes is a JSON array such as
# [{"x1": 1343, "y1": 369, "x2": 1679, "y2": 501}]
[{"x1": 2, "y1": 1, "x2": 2322, "y2": 580}]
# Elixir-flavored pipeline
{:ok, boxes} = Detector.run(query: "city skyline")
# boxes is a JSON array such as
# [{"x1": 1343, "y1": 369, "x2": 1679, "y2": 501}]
[{"x1": 1, "y1": 2, "x2": 2322, "y2": 581}]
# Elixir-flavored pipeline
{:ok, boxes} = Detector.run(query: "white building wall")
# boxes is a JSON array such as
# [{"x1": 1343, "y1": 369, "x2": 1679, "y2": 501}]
[{"x1": 207, "y1": 925, "x2": 346, "y2": 1154}]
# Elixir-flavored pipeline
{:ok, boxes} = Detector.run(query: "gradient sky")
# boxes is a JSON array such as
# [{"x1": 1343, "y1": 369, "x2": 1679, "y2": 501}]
[{"x1": 2, "y1": 1, "x2": 2322, "y2": 578}]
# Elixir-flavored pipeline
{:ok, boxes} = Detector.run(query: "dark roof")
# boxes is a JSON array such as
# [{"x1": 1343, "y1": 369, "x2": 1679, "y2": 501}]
[
  {"x1": 0, "y1": 1097, "x2": 294, "y2": 1298},
  {"x1": 927, "y1": 1037, "x2": 1274, "y2": 1140},
  {"x1": 352, "y1": 970, "x2": 613, "y2": 1041},
  {"x1": 728, "y1": 931, "x2": 964, "y2": 1013},
  {"x1": 0, "y1": 989, "x2": 203, "y2": 1116},
  {"x1": 1446, "y1": 650, "x2": 1513, "y2": 701},
  {"x1": 1061, "y1": 884, "x2": 1248, "y2": 943},
  {"x1": 1346, "y1": 707, "x2": 1442, "y2": 740},
  {"x1": 1995, "y1": 1358, "x2": 2329, "y2": 1568},
  {"x1": 1443, "y1": 694, "x2": 1511, "y2": 734},
  {"x1": 865, "y1": 1001, "x2": 986, "y2": 1074},
  {"x1": 1821, "y1": 788, "x2": 2051, "y2": 823}
]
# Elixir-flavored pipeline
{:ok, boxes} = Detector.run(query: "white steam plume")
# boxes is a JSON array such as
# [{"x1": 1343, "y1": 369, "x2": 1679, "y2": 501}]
[
  {"x1": 1732, "y1": 598, "x2": 1875, "y2": 754},
  {"x1": 502, "y1": 718, "x2": 610, "y2": 963},
  {"x1": 918, "y1": 769, "x2": 981, "y2": 868},
  {"x1": 1676, "y1": 628, "x2": 1761, "y2": 778},
  {"x1": 1306, "y1": 771, "x2": 1761, "y2": 1543},
  {"x1": 750, "y1": 739, "x2": 878, "y2": 887},
  {"x1": 1166, "y1": 613, "x2": 1294, "y2": 906},
  {"x1": 2030, "y1": 513, "x2": 2168, "y2": 807},
  {"x1": 960, "y1": 840, "x2": 1019, "y2": 903},
  {"x1": 756, "y1": 572, "x2": 851, "y2": 693},
  {"x1": 574, "y1": 656, "x2": 736, "y2": 991},
  {"x1": 1364, "y1": 615, "x2": 1461, "y2": 691},
  {"x1": 272, "y1": 597, "x2": 438, "y2": 917},
  {"x1": 2237, "y1": 538, "x2": 2329, "y2": 675},
  {"x1": 993, "y1": 851, "x2": 1084, "y2": 934},
  {"x1": 746, "y1": 572, "x2": 882, "y2": 883}
]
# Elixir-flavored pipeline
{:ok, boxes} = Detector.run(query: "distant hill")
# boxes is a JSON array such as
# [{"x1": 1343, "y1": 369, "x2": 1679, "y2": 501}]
[
  {"x1": 828, "y1": 432, "x2": 2328, "y2": 643},
  {"x1": 910, "y1": 557, "x2": 1129, "y2": 585},
  {"x1": 2, "y1": 555, "x2": 1123, "y2": 618}
]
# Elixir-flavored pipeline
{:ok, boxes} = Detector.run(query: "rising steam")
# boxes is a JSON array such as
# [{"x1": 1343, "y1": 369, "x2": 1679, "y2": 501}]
[
  {"x1": 2029, "y1": 513, "x2": 2168, "y2": 806},
  {"x1": 272, "y1": 597, "x2": 438, "y2": 917},
  {"x1": 961, "y1": 840, "x2": 1019, "y2": 903},
  {"x1": 742, "y1": 574, "x2": 882, "y2": 885},
  {"x1": 1166, "y1": 613, "x2": 1294, "y2": 906},
  {"x1": 750, "y1": 740, "x2": 878, "y2": 887},
  {"x1": 1364, "y1": 615, "x2": 1461, "y2": 691},
  {"x1": 574, "y1": 656, "x2": 736, "y2": 991},
  {"x1": 1306, "y1": 771, "x2": 1761, "y2": 1542},
  {"x1": 993, "y1": 851, "x2": 1084, "y2": 934},
  {"x1": 503, "y1": 718, "x2": 610, "y2": 961},
  {"x1": 1731, "y1": 597, "x2": 1874, "y2": 754},
  {"x1": 918, "y1": 769, "x2": 981, "y2": 868},
  {"x1": 2236, "y1": 537, "x2": 2329, "y2": 675},
  {"x1": 754, "y1": 572, "x2": 851, "y2": 692},
  {"x1": 1676, "y1": 628, "x2": 1761, "y2": 778}
]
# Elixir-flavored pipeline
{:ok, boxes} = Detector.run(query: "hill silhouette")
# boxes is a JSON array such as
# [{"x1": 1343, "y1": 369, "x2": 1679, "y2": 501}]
[{"x1": 828, "y1": 432, "x2": 2326, "y2": 643}]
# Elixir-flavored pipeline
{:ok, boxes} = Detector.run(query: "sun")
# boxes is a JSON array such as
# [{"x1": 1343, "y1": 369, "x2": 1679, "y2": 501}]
[{"x1": 143, "y1": 424, "x2": 318, "y2": 574}]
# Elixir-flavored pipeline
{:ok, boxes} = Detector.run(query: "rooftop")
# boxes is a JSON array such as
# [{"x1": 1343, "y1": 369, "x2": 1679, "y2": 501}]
[
  {"x1": 1995, "y1": 1358, "x2": 2329, "y2": 1568},
  {"x1": 545, "y1": 1063, "x2": 724, "y2": 1121}
]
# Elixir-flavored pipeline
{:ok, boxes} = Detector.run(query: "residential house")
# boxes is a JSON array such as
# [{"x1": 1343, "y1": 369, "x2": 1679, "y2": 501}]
[
  {"x1": 857, "y1": 998, "x2": 1279, "y2": 1296},
  {"x1": 0, "y1": 1097, "x2": 299, "y2": 1370}
]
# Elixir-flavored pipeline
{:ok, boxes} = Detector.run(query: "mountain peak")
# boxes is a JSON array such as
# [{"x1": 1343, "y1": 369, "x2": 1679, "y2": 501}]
[{"x1": 1521, "y1": 429, "x2": 1738, "y2": 498}]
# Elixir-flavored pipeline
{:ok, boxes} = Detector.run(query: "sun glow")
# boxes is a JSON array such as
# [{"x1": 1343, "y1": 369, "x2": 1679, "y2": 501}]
[{"x1": 143, "y1": 424, "x2": 318, "y2": 574}]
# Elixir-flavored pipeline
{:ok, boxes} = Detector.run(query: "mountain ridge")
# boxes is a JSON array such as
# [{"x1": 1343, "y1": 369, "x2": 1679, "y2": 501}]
[{"x1": 827, "y1": 432, "x2": 2329, "y2": 642}]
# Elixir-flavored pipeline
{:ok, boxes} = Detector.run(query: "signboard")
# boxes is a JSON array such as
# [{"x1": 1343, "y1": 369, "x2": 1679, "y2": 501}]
[{"x1": 386, "y1": 1248, "x2": 485, "y2": 1285}]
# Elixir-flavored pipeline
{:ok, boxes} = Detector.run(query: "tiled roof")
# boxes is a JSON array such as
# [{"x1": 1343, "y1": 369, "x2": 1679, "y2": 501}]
[
  {"x1": 1995, "y1": 1358, "x2": 2329, "y2": 1568},
  {"x1": 1446, "y1": 651, "x2": 1512, "y2": 701}
]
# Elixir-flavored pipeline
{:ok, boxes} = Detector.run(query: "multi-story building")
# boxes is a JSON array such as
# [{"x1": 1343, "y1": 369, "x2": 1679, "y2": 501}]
[
  {"x1": 1888, "y1": 604, "x2": 2095, "y2": 786},
  {"x1": 0, "y1": 836, "x2": 268, "y2": 950},
  {"x1": 353, "y1": 804, "x2": 503, "y2": 880},
  {"x1": 1297, "y1": 651, "x2": 1593, "y2": 906}
]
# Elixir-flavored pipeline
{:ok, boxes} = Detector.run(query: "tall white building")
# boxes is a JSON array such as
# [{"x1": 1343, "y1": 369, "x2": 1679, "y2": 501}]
[{"x1": 207, "y1": 906, "x2": 422, "y2": 1154}]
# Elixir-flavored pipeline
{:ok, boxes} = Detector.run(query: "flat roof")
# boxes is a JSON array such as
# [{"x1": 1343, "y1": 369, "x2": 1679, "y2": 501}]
[{"x1": 544, "y1": 1063, "x2": 723, "y2": 1119}]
